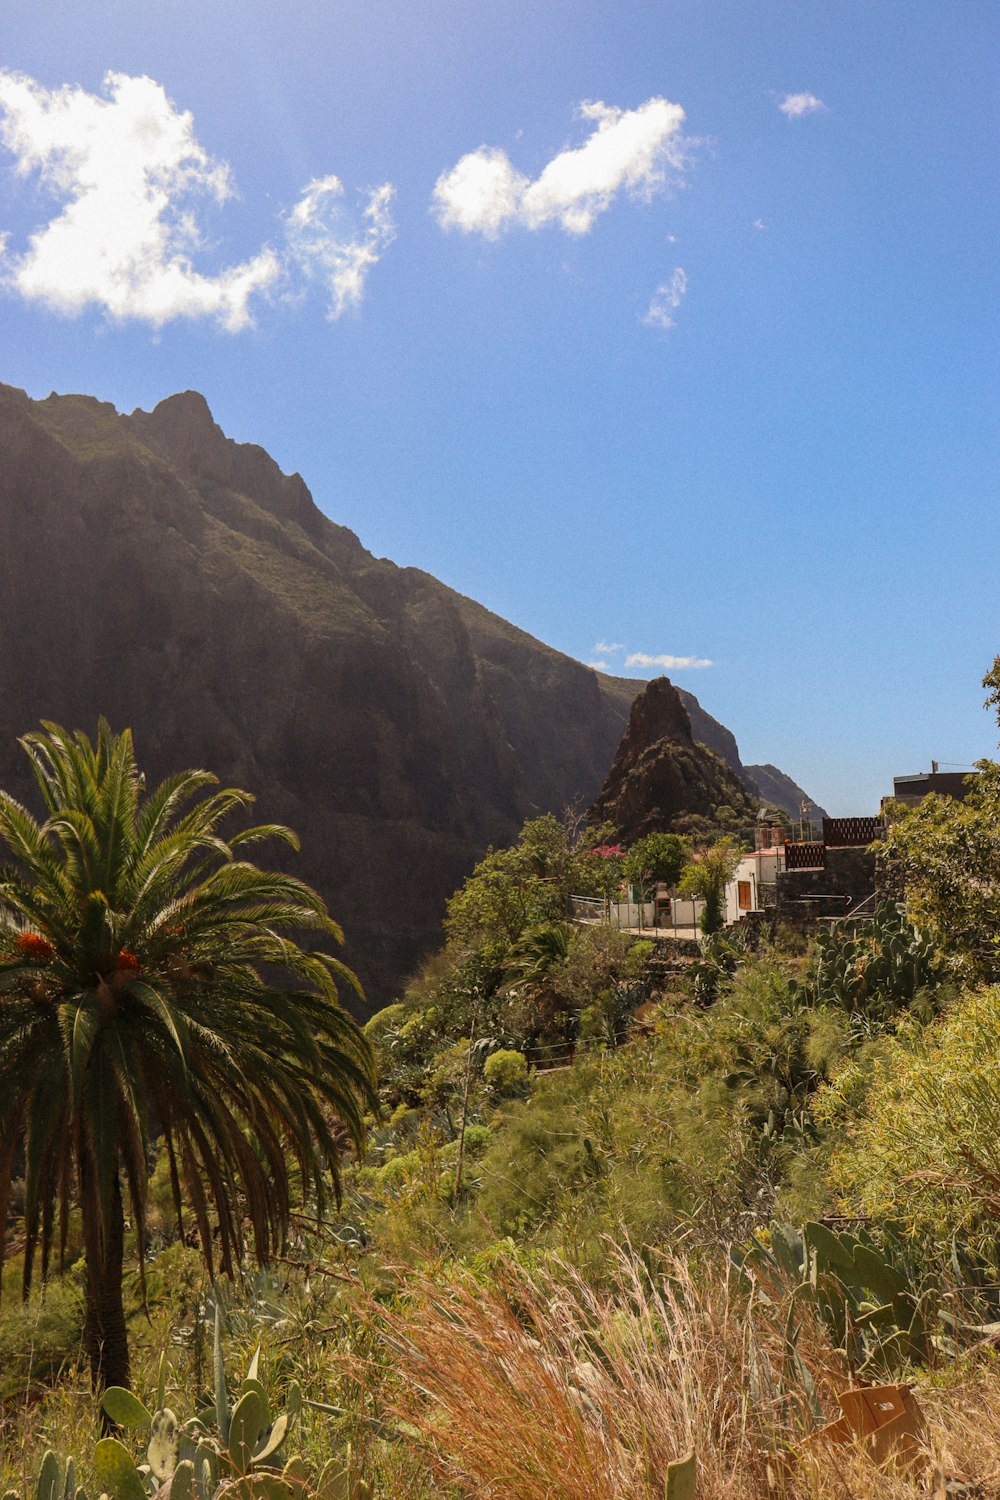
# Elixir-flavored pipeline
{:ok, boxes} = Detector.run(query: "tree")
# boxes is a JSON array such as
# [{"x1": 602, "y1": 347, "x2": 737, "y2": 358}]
[
  {"x1": 621, "y1": 832, "x2": 688, "y2": 900},
  {"x1": 503, "y1": 921, "x2": 574, "y2": 1054},
  {"x1": 549, "y1": 924, "x2": 653, "y2": 1047},
  {"x1": 443, "y1": 816, "x2": 576, "y2": 946},
  {"x1": 879, "y1": 763, "x2": 1000, "y2": 978},
  {"x1": 983, "y1": 654, "x2": 1000, "y2": 723},
  {"x1": 679, "y1": 837, "x2": 743, "y2": 935},
  {"x1": 877, "y1": 661, "x2": 1000, "y2": 980},
  {"x1": 0, "y1": 722, "x2": 375, "y2": 1391}
]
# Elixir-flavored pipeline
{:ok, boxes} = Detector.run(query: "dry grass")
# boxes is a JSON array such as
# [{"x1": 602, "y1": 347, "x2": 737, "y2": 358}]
[
  {"x1": 363, "y1": 1248, "x2": 835, "y2": 1499},
  {"x1": 362, "y1": 1247, "x2": 1000, "y2": 1500}
]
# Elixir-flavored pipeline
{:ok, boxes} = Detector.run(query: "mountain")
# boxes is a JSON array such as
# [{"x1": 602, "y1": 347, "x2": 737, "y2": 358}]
[
  {"x1": 588, "y1": 677, "x2": 760, "y2": 844},
  {"x1": 0, "y1": 382, "x2": 817, "y2": 1004},
  {"x1": 744, "y1": 764, "x2": 828, "y2": 823}
]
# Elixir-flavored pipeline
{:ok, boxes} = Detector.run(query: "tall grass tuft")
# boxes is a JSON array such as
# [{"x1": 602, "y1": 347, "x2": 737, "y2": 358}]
[{"x1": 365, "y1": 1246, "x2": 852, "y2": 1500}]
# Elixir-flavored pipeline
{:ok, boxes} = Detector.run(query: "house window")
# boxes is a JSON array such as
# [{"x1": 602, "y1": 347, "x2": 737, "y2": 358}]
[{"x1": 737, "y1": 880, "x2": 752, "y2": 910}]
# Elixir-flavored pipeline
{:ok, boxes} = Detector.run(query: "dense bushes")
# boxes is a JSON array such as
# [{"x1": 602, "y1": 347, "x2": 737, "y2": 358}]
[
  {"x1": 14, "y1": 749, "x2": 1000, "y2": 1494},
  {"x1": 825, "y1": 984, "x2": 1000, "y2": 1251}
]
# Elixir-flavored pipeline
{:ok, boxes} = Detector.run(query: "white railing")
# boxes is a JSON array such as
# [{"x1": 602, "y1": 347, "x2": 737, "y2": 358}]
[{"x1": 570, "y1": 896, "x2": 701, "y2": 930}]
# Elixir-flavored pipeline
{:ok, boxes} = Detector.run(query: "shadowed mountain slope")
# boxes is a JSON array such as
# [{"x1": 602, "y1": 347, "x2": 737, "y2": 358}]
[
  {"x1": 0, "y1": 383, "x2": 813, "y2": 1003},
  {"x1": 744, "y1": 763, "x2": 829, "y2": 822}
]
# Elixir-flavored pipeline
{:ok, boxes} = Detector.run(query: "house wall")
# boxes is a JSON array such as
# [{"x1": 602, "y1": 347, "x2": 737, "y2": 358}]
[
  {"x1": 892, "y1": 771, "x2": 974, "y2": 805},
  {"x1": 724, "y1": 851, "x2": 785, "y2": 924},
  {"x1": 725, "y1": 855, "x2": 759, "y2": 925}
]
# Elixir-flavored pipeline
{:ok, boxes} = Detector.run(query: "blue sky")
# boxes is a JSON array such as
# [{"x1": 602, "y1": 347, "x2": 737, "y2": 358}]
[{"x1": 1, "y1": 0, "x2": 997, "y2": 815}]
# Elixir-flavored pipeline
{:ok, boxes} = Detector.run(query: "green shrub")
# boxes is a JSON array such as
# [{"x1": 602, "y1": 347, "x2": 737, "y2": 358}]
[
  {"x1": 827, "y1": 984, "x2": 1000, "y2": 1248},
  {"x1": 0, "y1": 1271, "x2": 86, "y2": 1397},
  {"x1": 363, "y1": 1002, "x2": 407, "y2": 1039},
  {"x1": 484, "y1": 1048, "x2": 529, "y2": 1095},
  {"x1": 441, "y1": 1124, "x2": 492, "y2": 1162},
  {"x1": 374, "y1": 1150, "x2": 422, "y2": 1190}
]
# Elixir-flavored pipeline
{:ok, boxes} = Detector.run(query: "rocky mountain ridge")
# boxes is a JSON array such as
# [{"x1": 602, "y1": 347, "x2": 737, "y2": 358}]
[
  {"x1": 588, "y1": 677, "x2": 760, "y2": 844},
  {"x1": 0, "y1": 382, "x2": 820, "y2": 1003}
]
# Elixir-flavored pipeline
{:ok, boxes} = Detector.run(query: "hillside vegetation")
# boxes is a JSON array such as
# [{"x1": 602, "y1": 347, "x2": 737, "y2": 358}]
[{"x1": 5, "y1": 670, "x2": 1000, "y2": 1496}]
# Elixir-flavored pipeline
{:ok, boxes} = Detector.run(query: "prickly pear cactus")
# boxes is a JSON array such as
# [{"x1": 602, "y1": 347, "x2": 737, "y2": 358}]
[
  {"x1": 92, "y1": 1438, "x2": 146, "y2": 1500},
  {"x1": 147, "y1": 1409, "x2": 180, "y2": 1481},
  {"x1": 665, "y1": 1451, "x2": 696, "y2": 1500},
  {"x1": 812, "y1": 900, "x2": 942, "y2": 1018},
  {"x1": 735, "y1": 1217, "x2": 937, "y2": 1376},
  {"x1": 32, "y1": 1454, "x2": 76, "y2": 1500},
  {"x1": 314, "y1": 1445, "x2": 372, "y2": 1500},
  {"x1": 86, "y1": 1329, "x2": 363, "y2": 1500}
]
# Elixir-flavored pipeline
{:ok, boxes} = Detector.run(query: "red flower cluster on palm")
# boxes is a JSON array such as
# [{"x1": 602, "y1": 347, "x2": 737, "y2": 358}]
[
  {"x1": 17, "y1": 931, "x2": 55, "y2": 961},
  {"x1": 114, "y1": 950, "x2": 141, "y2": 975}
]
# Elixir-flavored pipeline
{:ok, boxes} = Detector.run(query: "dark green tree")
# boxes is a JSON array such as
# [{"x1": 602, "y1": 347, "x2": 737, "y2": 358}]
[
  {"x1": 0, "y1": 722, "x2": 375, "y2": 1391},
  {"x1": 504, "y1": 921, "x2": 573, "y2": 1054},
  {"x1": 621, "y1": 832, "x2": 688, "y2": 900},
  {"x1": 876, "y1": 661, "x2": 1000, "y2": 979}
]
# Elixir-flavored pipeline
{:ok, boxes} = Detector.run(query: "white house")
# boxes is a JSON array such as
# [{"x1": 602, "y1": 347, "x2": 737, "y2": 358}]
[{"x1": 723, "y1": 823, "x2": 788, "y2": 925}]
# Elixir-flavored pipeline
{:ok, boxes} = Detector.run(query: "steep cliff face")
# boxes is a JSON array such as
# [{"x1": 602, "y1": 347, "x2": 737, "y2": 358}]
[
  {"x1": 588, "y1": 677, "x2": 760, "y2": 845},
  {"x1": 0, "y1": 382, "x2": 818, "y2": 1002},
  {"x1": 0, "y1": 384, "x2": 636, "y2": 1005}
]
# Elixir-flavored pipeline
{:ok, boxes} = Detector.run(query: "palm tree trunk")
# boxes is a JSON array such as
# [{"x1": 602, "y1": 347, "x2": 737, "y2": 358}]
[{"x1": 80, "y1": 1147, "x2": 130, "y2": 1392}]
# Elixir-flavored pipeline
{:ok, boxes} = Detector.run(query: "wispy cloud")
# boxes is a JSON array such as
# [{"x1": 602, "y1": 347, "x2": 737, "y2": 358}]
[
  {"x1": 0, "y1": 70, "x2": 394, "y2": 329},
  {"x1": 778, "y1": 92, "x2": 826, "y2": 119},
  {"x1": 625, "y1": 651, "x2": 713, "y2": 670},
  {"x1": 588, "y1": 642, "x2": 713, "y2": 672},
  {"x1": 433, "y1": 96, "x2": 691, "y2": 239},
  {"x1": 643, "y1": 266, "x2": 687, "y2": 332},
  {"x1": 285, "y1": 176, "x2": 396, "y2": 320}
]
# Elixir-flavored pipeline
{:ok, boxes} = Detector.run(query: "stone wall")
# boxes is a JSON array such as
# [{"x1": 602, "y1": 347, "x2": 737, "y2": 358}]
[{"x1": 775, "y1": 846, "x2": 877, "y2": 918}]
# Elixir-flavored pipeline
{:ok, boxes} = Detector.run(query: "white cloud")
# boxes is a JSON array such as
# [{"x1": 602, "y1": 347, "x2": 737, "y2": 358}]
[
  {"x1": 587, "y1": 660, "x2": 610, "y2": 672},
  {"x1": 0, "y1": 70, "x2": 394, "y2": 330},
  {"x1": 625, "y1": 652, "x2": 713, "y2": 670},
  {"x1": 433, "y1": 96, "x2": 690, "y2": 238},
  {"x1": 643, "y1": 267, "x2": 687, "y2": 332},
  {"x1": 285, "y1": 176, "x2": 395, "y2": 320},
  {"x1": 753, "y1": 218, "x2": 767, "y2": 232},
  {"x1": 778, "y1": 92, "x2": 826, "y2": 119},
  {"x1": 595, "y1": 640, "x2": 625, "y2": 655}
]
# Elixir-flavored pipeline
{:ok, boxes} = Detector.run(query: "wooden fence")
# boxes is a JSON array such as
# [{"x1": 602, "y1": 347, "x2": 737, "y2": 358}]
[
  {"x1": 821, "y1": 817, "x2": 884, "y2": 847},
  {"x1": 784, "y1": 841, "x2": 827, "y2": 871}
]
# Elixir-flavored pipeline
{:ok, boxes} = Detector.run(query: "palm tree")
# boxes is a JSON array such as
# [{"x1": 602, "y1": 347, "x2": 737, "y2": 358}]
[
  {"x1": 0, "y1": 721, "x2": 376, "y2": 1391},
  {"x1": 504, "y1": 921, "x2": 573, "y2": 1057}
]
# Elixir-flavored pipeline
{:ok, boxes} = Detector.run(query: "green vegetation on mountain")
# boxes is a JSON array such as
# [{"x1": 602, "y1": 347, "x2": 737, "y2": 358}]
[{"x1": 1, "y1": 697, "x2": 1000, "y2": 1493}]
